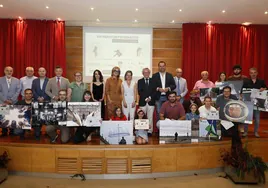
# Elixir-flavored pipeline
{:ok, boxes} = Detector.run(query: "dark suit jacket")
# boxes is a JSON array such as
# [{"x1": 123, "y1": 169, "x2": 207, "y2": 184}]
[
  {"x1": 138, "y1": 78, "x2": 155, "y2": 106},
  {"x1": 32, "y1": 78, "x2": 50, "y2": 101},
  {"x1": 152, "y1": 72, "x2": 176, "y2": 100}
]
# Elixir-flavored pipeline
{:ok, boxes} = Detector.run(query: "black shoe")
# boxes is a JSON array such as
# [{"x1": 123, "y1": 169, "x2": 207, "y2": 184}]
[
  {"x1": 0, "y1": 133, "x2": 7, "y2": 137},
  {"x1": 148, "y1": 133, "x2": 152, "y2": 137}
]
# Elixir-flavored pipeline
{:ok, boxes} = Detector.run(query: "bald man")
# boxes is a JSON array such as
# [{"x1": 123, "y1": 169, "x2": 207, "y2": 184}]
[
  {"x1": 32, "y1": 67, "x2": 50, "y2": 102},
  {"x1": 193, "y1": 71, "x2": 215, "y2": 92},
  {"x1": 173, "y1": 68, "x2": 188, "y2": 103},
  {"x1": 20, "y1": 67, "x2": 37, "y2": 97},
  {"x1": 0, "y1": 66, "x2": 21, "y2": 136}
]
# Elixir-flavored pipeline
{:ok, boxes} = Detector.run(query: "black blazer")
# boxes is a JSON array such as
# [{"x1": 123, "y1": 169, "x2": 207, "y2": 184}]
[
  {"x1": 152, "y1": 72, "x2": 176, "y2": 100},
  {"x1": 32, "y1": 78, "x2": 50, "y2": 101},
  {"x1": 138, "y1": 78, "x2": 155, "y2": 106}
]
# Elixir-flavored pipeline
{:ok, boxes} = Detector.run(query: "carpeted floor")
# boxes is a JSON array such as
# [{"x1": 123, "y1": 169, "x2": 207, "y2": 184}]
[{"x1": 1, "y1": 173, "x2": 267, "y2": 188}]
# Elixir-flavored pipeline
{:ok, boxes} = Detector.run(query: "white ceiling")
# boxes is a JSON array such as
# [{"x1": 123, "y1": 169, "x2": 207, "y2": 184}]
[{"x1": 0, "y1": 0, "x2": 268, "y2": 27}]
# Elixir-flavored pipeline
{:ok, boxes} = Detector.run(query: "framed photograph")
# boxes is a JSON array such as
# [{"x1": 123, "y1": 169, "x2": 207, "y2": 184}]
[
  {"x1": 67, "y1": 102, "x2": 102, "y2": 127},
  {"x1": 159, "y1": 120, "x2": 192, "y2": 144},
  {"x1": 200, "y1": 87, "x2": 220, "y2": 102},
  {"x1": 199, "y1": 119, "x2": 221, "y2": 140},
  {"x1": 242, "y1": 89, "x2": 268, "y2": 112},
  {"x1": 0, "y1": 105, "x2": 31, "y2": 129},
  {"x1": 223, "y1": 100, "x2": 253, "y2": 124},
  {"x1": 134, "y1": 119, "x2": 149, "y2": 129},
  {"x1": 100, "y1": 121, "x2": 134, "y2": 145},
  {"x1": 31, "y1": 101, "x2": 67, "y2": 126}
]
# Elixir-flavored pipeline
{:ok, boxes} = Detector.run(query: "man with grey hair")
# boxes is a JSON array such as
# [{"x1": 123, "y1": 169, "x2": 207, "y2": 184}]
[
  {"x1": 137, "y1": 68, "x2": 155, "y2": 135},
  {"x1": 173, "y1": 68, "x2": 188, "y2": 103},
  {"x1": 193, "y1": 71, "x2": 215, "y2": 93},
  {"x1": 20, "y1": 66, "x2": 37, "y2": 97}
]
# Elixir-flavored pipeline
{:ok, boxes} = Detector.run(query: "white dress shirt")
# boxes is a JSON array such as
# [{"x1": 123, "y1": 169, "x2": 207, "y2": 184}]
[
  {"x1": 198, "y1": 105, "x2": 217, "y2": 119},
  {"x1": 159, "y1": 72, "x2": 166, "y2": 95},
  {"x1": 20, "y1": 76, "x2": 37, "y2": 96},
  {"x1": 6, "y1": 77, "x2": 11, "y2": 89}
]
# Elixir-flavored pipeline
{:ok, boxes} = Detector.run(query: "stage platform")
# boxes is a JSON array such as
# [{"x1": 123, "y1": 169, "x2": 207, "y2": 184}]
[{"x1": 1, "y1": 120, "x2": 268, "y2": 179}]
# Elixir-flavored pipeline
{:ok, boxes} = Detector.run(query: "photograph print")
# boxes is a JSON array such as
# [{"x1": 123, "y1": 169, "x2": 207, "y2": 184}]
[
  {"x1": 0, "y1": 105, "x2": 31, "y2": 129},
  {"x1": 242, "y1": 89, "x2": 268, "y2": 112},
  {"x1": 200, "y1": 87, "x2": 220, "y2": 102},
  {"x1": 199, "y1": 119, "x2": 221, "y2": 140},
  {"x1": 31, "y1": 101, "x2": 67, "y2": 126},
  {"x1": 67, "y1": 102, "x2": 102, "y2": 127},
  {"x1": 159, "y1": 120, "x2": 192, "y2": 144},
  {"x1": 217, "y1": 80, "x2": 243, "y2": 99},
  {"x1": 100, "y1": 121, "x2": 134, "y2": 145}
]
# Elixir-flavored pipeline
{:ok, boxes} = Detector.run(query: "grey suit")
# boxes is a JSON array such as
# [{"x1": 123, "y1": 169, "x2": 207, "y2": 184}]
[
  {"x1": 45, "y1": 77, "x2": 70, "y2": 99},
  {"x1": 0, "y1": 76, "x2": 20, "y2": 104}
]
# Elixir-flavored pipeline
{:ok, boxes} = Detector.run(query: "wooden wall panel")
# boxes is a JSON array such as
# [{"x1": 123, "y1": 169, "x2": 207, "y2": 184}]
[
  {"x1": 65, "y1": 27, "x2": 182, "y2": 81},
  {"x1": 152, "y1": 148, "x2": 177, "y2": 172},
  {"x1": 176, "y1": 147, "x2": 202, "y2": 171},
  {"x1": 31, "y1": 148, "x2": 56, "y2": 173},
  {"x1": 7, "y1": 147, "x2": 32, "y2": 172}
]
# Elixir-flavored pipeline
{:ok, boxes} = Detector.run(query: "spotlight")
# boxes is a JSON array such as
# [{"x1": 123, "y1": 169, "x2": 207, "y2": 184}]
[{"x1": 242, "y1": 22, "x2": 251, "y2": 26}]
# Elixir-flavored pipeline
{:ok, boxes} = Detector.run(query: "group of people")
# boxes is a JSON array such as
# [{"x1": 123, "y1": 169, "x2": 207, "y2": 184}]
[{"x1": 0, "y1": 62, "x2": 266, "y2": 144}]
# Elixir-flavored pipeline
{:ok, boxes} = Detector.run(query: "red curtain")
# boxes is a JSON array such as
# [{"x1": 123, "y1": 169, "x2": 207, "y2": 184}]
[
  {"x1": 0, "y1": 19, "x2": 66, "y2": 78},
  {"x1": 182, "y1": 23, "x2": 268, "y2": 91}
]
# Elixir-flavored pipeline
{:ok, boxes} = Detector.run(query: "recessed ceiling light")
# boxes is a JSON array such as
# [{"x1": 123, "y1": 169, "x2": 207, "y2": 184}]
[
  {"x1": 207, "y1": 21, "x2": 212, "y2": 24},
  {"x1": 0, "y1": 4, "x2": 3, "y2": 8},
  {"x1": 91, "y1": 7, "x2": 94, "y2": 11},
  {"x1": 135, "y1": 8, "x2": 139, "y2": 11},
  {"x1": 171, "y1": 20, "x2": 175, "y2": 23},
  {"x1": 265, "y1": 11, "x2": 268, "y2": 14},
  {"x1": 57, "y1": 18, "x2": 61, "y2": 21},
  {"x1": 18, "y1": 16, "x2": 22, "y2": 20},
  {"x1": 96, "y1": 18, "x2": 100, "y2": 22},
  {"x1": 179, "y1": 9, "x2": 182, "y2": 12},
  {"x1": 222, "y1": 10, "x2": 226, "y2": 13},
  {"x1": 242, "y1": 22, "x2": 251, "y2": 26},
  {"x1": 46, "y1": 6, "x2": 49, "y2": 9},
  {"x1": 134, "y1": 19, "x2": 138, "y2": 23}
]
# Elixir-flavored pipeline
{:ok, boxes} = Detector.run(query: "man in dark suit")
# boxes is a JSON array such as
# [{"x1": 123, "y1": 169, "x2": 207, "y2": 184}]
[
  {"x1": 32, "y1": 67, "x2": 50, "y2": 102},
  {"x1": 138, "y1": 68, "x2": 155, "y2": 134},
  {"x1": 152, "y1": 61, "x2": 176, "y2": 121}
]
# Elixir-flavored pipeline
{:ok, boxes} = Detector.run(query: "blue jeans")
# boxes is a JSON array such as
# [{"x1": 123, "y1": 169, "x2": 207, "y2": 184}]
[
  {"x1": 244, "y1": 110, "x2": 260, "y2": 133},
  {"x1": 155, "y1": 95, "x2": 167, "y2": 121}
]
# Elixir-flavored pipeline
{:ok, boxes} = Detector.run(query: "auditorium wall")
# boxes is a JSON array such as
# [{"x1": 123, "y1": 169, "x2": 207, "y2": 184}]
[{"x1": 65, "y1": 27, "x2": 182, "y2": 82}]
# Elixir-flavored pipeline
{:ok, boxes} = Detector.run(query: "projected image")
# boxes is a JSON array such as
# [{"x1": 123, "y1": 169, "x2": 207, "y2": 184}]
[{"x1": 83, "y1": 28, "x2": 152, "y2": 82}]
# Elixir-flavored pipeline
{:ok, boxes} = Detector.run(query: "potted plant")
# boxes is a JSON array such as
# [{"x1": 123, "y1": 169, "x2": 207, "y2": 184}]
[
  {"x1": 221, "y1": 135, "x2": 268, "y2": 184},
  {"x1": 0, "y1": 151, "x2": 10, "y2": 184}
]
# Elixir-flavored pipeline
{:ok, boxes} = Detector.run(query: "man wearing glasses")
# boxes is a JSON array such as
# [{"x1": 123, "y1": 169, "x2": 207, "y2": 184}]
[{"x1": 67, "y1": 72, "x2": 88, "y2": 102}]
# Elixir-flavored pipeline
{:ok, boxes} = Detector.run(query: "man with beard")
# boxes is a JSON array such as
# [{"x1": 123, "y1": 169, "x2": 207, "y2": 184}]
[
  {"x1": 228, "y1": 64, "x2": 247, "y2": 81},
  {"x1": 46, "y1": 89, "x2": 70, "y2": 144},
  {"x1": 159, "y1": 91, "x2": 185, "y2": 120},
  {"x1": 242, "y1": 67, "x2": 267, "y2": 137},
  {"x1": 183, "y1": 90, "x2": 202, "y2": 113}
]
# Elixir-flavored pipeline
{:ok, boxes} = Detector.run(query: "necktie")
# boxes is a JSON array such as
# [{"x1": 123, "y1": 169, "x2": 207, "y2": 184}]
[
  {"x1": 57, "y1": 77, "x2": 60, "y2": 89},
  {"x1": 145, "y1": 78, "x2": 149, "y2": 87},
  {"x1": 7, "y1": 79, "x2": 11, "y2": 89},
  {"x1": 177, "y1": 78, "x2": 181, "y2": 95}
]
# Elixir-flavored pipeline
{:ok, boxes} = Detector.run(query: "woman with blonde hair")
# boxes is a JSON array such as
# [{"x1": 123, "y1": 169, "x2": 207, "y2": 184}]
[{"x1": 105, "y1": 66, "x2": 123, "y2": 119}]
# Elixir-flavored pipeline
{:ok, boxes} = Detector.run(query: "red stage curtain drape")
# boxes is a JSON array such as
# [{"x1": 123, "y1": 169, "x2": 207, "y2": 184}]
[
  {"x1": 182, "y1": 23, "x2": 268, "y2": 91},
  {"x1": 0, "y1": 19, "x2": 66, "y2": 78}
]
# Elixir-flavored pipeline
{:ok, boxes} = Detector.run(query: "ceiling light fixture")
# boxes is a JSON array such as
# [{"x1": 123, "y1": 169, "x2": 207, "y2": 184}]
[
  {"x1": 57, "y1": 18, "x2": 61, "y2": 21},
  {"x1": 135, "y1": 8, "x2": 139, "y2": 11},
  {"x1": 222, "y1": 10, "x2": 226, "y2": 13},
  {"x1": 46, "y1": 6, "x2": 49, "y2": 9},
  {"x1": 96, "y1": 18, "x2": 100, "y2": 22},
  {"x1": 18, "y1": 16, "x2": 22, "y2": 20},
  {"x1": 134, "y1": 19, "x2": 138, "y2": 23},
  {"x1": 90, "y1": 7, "x2": 94, "y2": 11},
  {"x1": 265, "y1": 11, "x2": 268, "y2": 14},
  {"x1": 242, "y1": 22, "x2": 251, "y2": 26},
  {"x1": 0, "y1": 4, "x2": 3, "y2": 8},
  {"x1": 171, "y1": 20, "x2": 175, "y2": 23},
  {"x1": 207, "y1": 20, "x2": 212, "y2": 24},
  {"x1": 179, "y1": 9, "x2": 182, "y2": 12}
]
